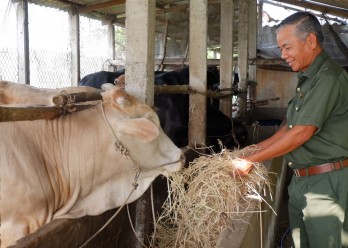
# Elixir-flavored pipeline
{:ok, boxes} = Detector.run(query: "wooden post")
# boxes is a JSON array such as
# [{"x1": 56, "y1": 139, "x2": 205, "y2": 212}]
[
  {"x1": 17, "y1": 0, "x2": 30, "y2": 84},
  {"x1": 258, "y1": 0, "x2": 264, "y2": 48},
  {"x1": 125, "y1": 0, "x2": 155, "y2": 106},
  {"x1": 159, "y1": 19, "x2": 169, "y2": 71},
  {"x1": 106, "y1": 21, "x2": 116, "y2": 72},
  {"x1": 219, "y1": 0, "x2": 234, "y2": 119},
  {"x1": 69, "y1": 7, "x2": 80, "y2": 86},
  {"x1": 189, "y1": 0, "x2": 207, "y2": 147},
  {"x1": 248, "y1": 0, "x2": 257, "y2": 110},
  {"x1": 237, "y1": 0, "x2": 249, "y2": 121}
]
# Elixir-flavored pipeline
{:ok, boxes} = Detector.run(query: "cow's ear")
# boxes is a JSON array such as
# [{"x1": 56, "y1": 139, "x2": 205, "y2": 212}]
[
  {"x1": 115, "y1": 95, "x2": 131, "y2": 108},
  {"x1": 101, "y1": 84, "x2": 124, "y2": 102},
  {"x1": 118, "y1": 118, "x2": 159, "y2": 143}
]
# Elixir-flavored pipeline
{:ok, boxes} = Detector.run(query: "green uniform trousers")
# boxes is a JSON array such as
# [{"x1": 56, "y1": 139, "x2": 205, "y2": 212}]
[{"x1": 288, "y1": 167, "x2": 348, "y2": 248}]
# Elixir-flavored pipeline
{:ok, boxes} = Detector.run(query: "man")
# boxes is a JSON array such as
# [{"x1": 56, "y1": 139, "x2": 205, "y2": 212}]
[{"x1": 235, "y1": 12, "x2": 348, "y2": 247}]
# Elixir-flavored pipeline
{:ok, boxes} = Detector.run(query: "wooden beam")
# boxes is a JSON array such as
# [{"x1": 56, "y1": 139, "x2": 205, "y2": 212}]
[
  {"x1": 54, "y1": 0, "x2": 83, "y2": 7},
  {"x1": 309, "y1": 0, "x2": 348, "y2": 10},
  {"x1": 271, "y1": 0, "x2": 348, "y2": 19},
  {"x1": 156, "y1": 4, "x2": 188, "y2": 14},
  {"x1": 52, "y1": 91, "x2": 103, "y2": 107},
  {"x1": 78, "y1": 0, "x2": 125, "y2": 14},
  {"x1": 0, "y1": 106, "x2": 63, "y2": 122},
  {"x1": 112, "y1": 58, "x2": 288, "y2": 67}
]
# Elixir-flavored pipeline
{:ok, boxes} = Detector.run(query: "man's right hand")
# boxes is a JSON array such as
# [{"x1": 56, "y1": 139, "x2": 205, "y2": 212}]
[{"x1": 231, "y1": 158, "x2": 254, "y2": 177}]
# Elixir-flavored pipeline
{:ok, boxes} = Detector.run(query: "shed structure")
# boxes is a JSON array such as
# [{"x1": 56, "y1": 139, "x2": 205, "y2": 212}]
[{"x1": 2, "y1": 0, "x2": 348, "y2": 247}]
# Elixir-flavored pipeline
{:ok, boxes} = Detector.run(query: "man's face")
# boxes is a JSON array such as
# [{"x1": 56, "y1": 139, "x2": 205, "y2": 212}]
[{"x1": 277, "y1": 24, "x2": 315, "y2": 72}]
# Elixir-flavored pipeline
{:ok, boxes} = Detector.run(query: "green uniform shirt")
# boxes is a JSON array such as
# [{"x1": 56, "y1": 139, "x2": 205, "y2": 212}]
[{"x1": 285, "y1": 50, "x2": 348, "y2": 168}]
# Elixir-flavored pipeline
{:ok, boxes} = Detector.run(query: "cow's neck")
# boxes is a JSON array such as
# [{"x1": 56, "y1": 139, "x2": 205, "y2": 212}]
[{"x1": 36, "y1": 104, "x2": 136, "y2": 218}]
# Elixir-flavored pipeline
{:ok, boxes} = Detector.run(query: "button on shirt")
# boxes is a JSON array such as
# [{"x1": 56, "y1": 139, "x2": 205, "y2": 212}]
[{"x1": 285, "y1": 50, "x2": 348, "y2": 168}]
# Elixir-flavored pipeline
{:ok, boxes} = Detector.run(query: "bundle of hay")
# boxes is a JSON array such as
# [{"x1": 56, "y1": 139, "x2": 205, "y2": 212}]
[{"x1": 151, "y1": 145, "x2": 273, "y2": 248}]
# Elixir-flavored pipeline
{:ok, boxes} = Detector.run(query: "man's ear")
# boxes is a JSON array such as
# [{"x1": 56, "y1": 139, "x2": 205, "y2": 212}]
[{"x1": 307, "y1": 33, "x2": 318, "y2": 49}]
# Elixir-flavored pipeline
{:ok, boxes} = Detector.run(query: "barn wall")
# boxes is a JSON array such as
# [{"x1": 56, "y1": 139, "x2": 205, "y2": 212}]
[
  {"x1": 255, "y1": 68, "x2": 297, "y2": 108},
  {"x1": 245, "y1": 67, "x2": 297, "y2": 141}
]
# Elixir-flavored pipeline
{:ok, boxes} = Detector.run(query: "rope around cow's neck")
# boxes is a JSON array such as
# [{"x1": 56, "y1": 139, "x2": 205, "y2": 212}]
[
  {"x1": 78, "y1": 174, "x2": 140, "y2": 248},
  {"x1": 78, "y1": 103, "x2": 143, "y2": 248}
]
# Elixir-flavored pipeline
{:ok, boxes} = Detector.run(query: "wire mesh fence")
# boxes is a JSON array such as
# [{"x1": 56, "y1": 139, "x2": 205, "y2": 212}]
[
  {"x1": 80, "y1": 56, "x2": 111, "y2": 79},
  {"x1": 0, "y1": 1, "x2": 115, "y2": 88},
  {"x1": 0, "y1": 0, "x2": 199, "y2": 88},
  {"x1": 0, "y1": 47, "x2": 18, "y2": 82},
  {"x1": 29, "y1": 49, "x2": 72, "y2": 88}
]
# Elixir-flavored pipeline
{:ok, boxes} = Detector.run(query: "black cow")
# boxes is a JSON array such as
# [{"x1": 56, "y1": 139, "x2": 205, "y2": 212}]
[
  {"x1": 153, "y1": 67, "x2": 245, "y2": 150},
  {"x1": 79, "y1": 67, "x2": 247, "y2": 150},
  {"x1": 79, "y1": 69, "x2": 125, "y2": 89}
]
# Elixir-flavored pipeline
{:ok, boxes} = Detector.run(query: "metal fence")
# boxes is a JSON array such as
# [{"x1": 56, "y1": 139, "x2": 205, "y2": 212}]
[
  {"x1": 0, "y1": 2, "x2": 113, "y2": 88},
  {"x1": 0, "y1": 47, "x2": 18, "y2": 82},
  {"x1": 29, "y1": 49, "x2": 72, "y2": 88},
  {"x1": 0, "y1": 46, "x2": 111, "y2": 88}
]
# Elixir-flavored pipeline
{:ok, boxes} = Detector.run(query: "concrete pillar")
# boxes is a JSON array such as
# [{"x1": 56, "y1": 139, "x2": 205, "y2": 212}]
[
  {"x1": 219, "y1": 0, "x2": 234, "y2": 119},
  {"x1": 17, "y1": 0, "x2": 30, "y2": 84},
  {"x1": 125, "y1": 0, "x2": 155, "y2": 105},
  {"x1": 189, "y1": 0, "x2": 207, "y2": 147},
  {"x1": 237, "y1": 0, "x2": 249, "y2": 121},
  {"x1": 69, "y1": 7, "x2": 80, "y2": 86}
]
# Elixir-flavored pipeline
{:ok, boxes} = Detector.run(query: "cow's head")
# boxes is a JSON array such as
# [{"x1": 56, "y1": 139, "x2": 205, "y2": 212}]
[{"x1": 100, "y1": 83, "x2": 184, "y2": 175}]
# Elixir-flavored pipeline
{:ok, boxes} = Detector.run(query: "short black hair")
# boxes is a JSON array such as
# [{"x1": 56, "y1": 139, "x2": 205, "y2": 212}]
[{"x1": 276, "y1": 11, "x2": 324, "y2": 46}]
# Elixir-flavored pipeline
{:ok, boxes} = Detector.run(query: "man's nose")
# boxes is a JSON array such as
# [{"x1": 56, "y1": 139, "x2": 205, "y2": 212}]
[{"x1": 281, "y1": 50, "x2": 288, "y2": 59}]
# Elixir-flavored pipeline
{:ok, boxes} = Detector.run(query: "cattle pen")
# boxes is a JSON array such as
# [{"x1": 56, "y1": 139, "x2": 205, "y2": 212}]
[{"x1": 1, "y1": 0, "x2": 348, "y2": 248}]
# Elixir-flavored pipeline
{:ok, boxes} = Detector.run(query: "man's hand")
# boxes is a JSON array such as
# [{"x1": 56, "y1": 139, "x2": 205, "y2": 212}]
[{"x1": 231, "y1": 158, "x2": 253, "y2": 177}]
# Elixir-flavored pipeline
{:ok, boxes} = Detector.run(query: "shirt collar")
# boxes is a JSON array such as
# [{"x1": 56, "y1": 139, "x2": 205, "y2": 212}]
[{"x1": 297, "y1": 50, "x2": 328, "y2": 80}]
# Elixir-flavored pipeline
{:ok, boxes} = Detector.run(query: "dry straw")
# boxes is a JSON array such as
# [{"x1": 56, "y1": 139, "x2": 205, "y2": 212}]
[{"x1": 151, "y1": 145, "x2": 273, "y2": 248}]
